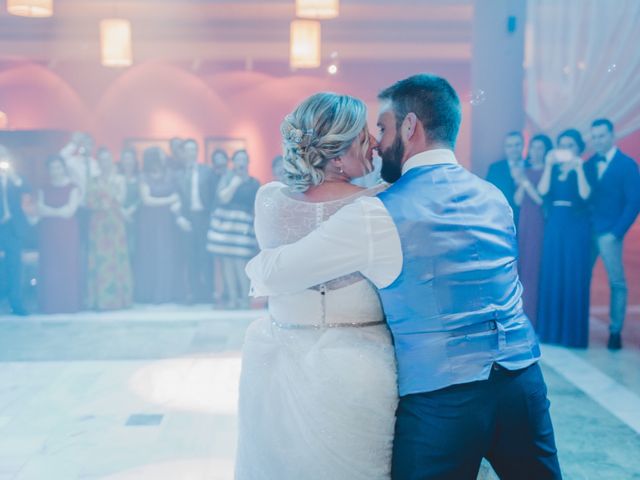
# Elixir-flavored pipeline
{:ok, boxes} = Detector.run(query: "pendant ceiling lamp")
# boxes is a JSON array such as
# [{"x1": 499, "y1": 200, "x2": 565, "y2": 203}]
[
  {"x1": 100, "y1": 19, "x2": 133, "y2": 67},
  {"x1": 7, "y1": 0, "x2": 53, "y2": 17},
  {"x1": 290, "y1": 19, "x2": 321, "y2": 69},
  {"x1": 295, "y1": 0, "x2": 339, "y2": 19}
]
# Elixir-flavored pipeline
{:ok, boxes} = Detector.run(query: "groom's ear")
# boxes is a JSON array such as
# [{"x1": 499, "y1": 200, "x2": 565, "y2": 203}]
[{"x1": 401, "y1": 112, "x2": 418, "y2": 142}]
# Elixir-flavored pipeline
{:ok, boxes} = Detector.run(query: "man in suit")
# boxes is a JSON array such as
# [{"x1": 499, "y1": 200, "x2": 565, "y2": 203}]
[
  {"x1": 167, "y1": 136, "x2": 185, "y2": 174},
  {"x1": 0, "y1": 145, "x2": 30, "y2": 316},
  {"x1": 486, "y1": 131, "x2": 525, "y2": 227},
  {"x1": 584, "y1": 118, "x2": 640, "y2": 350},
  {"x1": 176, "y1": 139, "x2": 215, "y2": 303}
]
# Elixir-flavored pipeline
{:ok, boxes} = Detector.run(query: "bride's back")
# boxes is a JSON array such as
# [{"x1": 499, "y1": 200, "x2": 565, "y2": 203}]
[
  {"x1": 255, "y1": 182, "x2": 383, "y2": 243},
  {"x1": 253, "y1": 181, "x2": 386, "y2": 327}
]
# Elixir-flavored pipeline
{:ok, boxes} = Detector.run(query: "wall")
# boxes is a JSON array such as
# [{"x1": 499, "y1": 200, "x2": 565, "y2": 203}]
[{"x1": 0, "y1": 60, "x2": 471, "y2": 182}]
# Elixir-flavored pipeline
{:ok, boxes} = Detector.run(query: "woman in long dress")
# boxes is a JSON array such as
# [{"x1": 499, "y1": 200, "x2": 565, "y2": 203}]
[
  {"x1": 134, "y1": 147, "x2": 181, "y2": 304},
  {"x1": 37, "y1": 155, "x2": 81, "y2": 314},
  {"x1": 537, "y1": 129, "x2": 592, "y2": 348},
  {"x1": 515, "y1": 134, "x2": 552, "y2": 327},
  {"x1": 234, "y1": 93, "x2": 398, "y2": 479}
]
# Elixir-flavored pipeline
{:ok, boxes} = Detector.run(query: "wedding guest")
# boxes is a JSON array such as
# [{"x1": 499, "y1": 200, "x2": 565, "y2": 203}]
[
  {"x1": 537, "y1": 129, "x2": 591, "y2": 348},
  {"x1": 271, "y1": 155, "x2": 285, "y2": 182},
  {"x1": 176, "y1": 139, "x2": 215, "y2": 303},
  {"x1": 167, "y1": 136, "x2": 185, "y2": 173},
  {"x1": 134, "y1": 147, "x2": 182, "y2": 304},
  {"x1": 210, "y1": 149, "x2": 230, "y2": 207},
  {"x1": 37, "y1": 155, "x2": 81, "y2": 314},
  {"x1": 168, "y1": 138, "x2": 193, "y2": 304},
  {"x1": 118, "y1": 147, "x2": 140, "y2": 264},
  {"x1": 0, "y1": 145, "x2": 30, "y2": 315},
  {"x1": 59, "y1": 131, "x2": 99, "y2": 307},
  {"x1": 207, "y1": 149, "x2": 260, "y2": 309},
  {"x1": 584, "y1": 118, "x2": 640, "y2": 350},
  {"x1": 209, "y1": 148, "x2": 230, "y2": 305},
  {"x1": 515, "y1": 134, "x2": 552, "y2": 326},
  {"x1": 86, "y1": 148, "x2": 132, "y2": 310},
  {"x1": 486, "y1": 131, "x2": 525, "y2": 226},
  {"x1": 59, "y1": 132, "x2": 100, "y2": 203}
]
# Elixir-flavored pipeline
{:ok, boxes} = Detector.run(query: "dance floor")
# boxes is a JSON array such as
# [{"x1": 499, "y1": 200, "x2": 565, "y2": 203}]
[{"x1": 0, "y1": 224, "x2": 639, "y2": 479}]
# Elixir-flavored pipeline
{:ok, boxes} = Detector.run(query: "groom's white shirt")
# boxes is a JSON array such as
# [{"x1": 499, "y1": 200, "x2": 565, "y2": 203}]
[{"x1": 246, "y1": 149, "x2": 459, "y2": 296}]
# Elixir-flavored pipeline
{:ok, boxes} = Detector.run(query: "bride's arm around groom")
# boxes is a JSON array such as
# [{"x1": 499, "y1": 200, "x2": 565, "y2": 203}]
[{"x1": 247, "y1": 193, "x2": 401, "y2": 296}]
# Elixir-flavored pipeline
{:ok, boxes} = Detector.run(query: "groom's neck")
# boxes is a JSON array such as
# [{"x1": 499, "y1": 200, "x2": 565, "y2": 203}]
[{"x1": 402, "y1": 142, "x2": 453, "y2": 165}]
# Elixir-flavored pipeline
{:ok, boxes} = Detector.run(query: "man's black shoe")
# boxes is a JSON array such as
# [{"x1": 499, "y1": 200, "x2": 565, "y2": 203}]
[{"x1": 607, "y1": 333, "x2": 622, "y2": 350}]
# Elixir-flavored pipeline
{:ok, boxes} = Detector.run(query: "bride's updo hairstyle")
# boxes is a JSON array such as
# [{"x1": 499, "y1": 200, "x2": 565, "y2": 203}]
[{"x1": 281, "y1": 92, "x2": 367, "y2": 192}]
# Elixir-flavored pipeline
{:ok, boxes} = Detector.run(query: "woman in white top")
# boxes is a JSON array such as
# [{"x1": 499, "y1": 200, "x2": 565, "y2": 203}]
[{"x1": 234, "y1": 93, "x2": 398, "y2": 479}]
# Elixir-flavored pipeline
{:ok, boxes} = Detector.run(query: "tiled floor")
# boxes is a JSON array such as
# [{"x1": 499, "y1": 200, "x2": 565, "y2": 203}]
[{"x1": 0, "y1": 306, "x2": 639, "y2": 480}]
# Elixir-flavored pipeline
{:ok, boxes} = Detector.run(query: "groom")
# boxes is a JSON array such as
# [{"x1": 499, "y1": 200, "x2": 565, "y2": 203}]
[{"x1": 246, "y1": 74, "x2": 561, "y2": 479}]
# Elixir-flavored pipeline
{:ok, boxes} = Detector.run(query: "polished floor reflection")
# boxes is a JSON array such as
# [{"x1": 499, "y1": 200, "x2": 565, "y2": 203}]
[{"x1": 0, "y1": 305, "x2": 638, "y2": 480}]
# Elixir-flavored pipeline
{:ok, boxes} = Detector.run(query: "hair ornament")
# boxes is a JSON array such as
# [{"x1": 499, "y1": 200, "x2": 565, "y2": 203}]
[{"x1": 284, "y1": 115, "x2": 314, "y2": 148}]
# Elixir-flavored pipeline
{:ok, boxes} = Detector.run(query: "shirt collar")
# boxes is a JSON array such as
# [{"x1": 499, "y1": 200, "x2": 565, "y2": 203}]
[
  {"x1": 401, "y1": 149, "x2": 458, "y2": 175},
  {"x1": 605, "y1": 146, "x2": 617, "y2": 163}
]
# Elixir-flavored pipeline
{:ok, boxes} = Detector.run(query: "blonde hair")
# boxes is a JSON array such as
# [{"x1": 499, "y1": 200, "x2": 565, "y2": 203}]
[{"x1": 281, "y1": 92, "x2": 367, "y2": 192}]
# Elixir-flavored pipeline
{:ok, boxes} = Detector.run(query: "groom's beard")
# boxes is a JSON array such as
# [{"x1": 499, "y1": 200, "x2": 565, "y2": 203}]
[{"x1": 380, "y1": 134, "x2": 404, "y2": 183}]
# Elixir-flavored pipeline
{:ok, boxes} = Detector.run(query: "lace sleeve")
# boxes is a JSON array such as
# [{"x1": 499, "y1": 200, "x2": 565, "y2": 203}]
[
  {"x1": 253, "y1": 182, "x2": 389, "y2": 290},
  {"x1": 254, "y1": 182, "x2": 327, "y2": 248},
  {"x1": 253, "y1": 182, "x2": 287, "y2": 249}
]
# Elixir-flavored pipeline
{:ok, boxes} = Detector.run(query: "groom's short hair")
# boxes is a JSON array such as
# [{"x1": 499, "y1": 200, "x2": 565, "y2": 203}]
[{"x1": 378, "y1": 74, "x2": 461, "y2": 148}]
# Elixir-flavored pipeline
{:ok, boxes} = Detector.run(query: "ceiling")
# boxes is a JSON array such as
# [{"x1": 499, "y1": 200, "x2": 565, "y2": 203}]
[{"x1": 0, "y1": 0, "x2": 473, "y2": 66}]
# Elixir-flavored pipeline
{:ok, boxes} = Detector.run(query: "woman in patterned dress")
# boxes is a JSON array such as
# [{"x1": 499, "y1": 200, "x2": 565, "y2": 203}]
[{"x1": 86, "y1": 147, "x2": 133, "y2": 310}]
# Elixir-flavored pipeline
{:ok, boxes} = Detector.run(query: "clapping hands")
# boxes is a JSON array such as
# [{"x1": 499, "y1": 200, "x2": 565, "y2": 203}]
[{"x1": 511, "y1": 165, "x2": 526, "y2": 185}]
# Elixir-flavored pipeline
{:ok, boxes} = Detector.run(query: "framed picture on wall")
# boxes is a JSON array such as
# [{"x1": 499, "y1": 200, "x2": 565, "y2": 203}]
[{"x1": 204, "y1": 136, "x2": 247, "y2": 163}]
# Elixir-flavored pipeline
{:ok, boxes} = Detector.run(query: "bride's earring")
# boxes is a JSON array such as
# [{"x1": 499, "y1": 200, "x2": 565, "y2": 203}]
[{"x1": 332, "y1": 159, "x2": 347, "y2": 178}]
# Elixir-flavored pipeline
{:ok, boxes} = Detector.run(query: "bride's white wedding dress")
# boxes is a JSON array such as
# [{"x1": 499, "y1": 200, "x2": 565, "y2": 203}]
[{"x1": 235, "y1": 181, "x2": 398, "y2": 480}]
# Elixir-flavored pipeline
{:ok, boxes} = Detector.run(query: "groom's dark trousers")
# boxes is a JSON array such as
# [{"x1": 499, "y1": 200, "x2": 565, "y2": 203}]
[{"x1": 391, "y1": 362, "x2": 562, "y2": 480}]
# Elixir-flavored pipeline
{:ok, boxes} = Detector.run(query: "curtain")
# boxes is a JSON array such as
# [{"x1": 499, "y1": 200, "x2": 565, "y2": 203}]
[{"x1": 525, "y1": 0, "x2": 640, "y2": 139}]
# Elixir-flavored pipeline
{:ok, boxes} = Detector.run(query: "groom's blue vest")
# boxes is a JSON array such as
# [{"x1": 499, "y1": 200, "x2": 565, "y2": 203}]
[{"x1": 377, "y1": 164, "x2": 540, "y2": 396}]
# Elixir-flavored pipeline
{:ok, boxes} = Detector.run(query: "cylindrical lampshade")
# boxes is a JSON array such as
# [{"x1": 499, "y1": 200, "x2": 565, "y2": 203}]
[
  {"x1": 295, "y1": 0, "x2": 339, "y2": 19},
  {"x1": 100, "y1": 19, "x2": 133, "y2": 67},
  {"x1": 290, "y1": 20, "x2": 321, "y2": 69},
  {"x1": 7, "y1": 0, "x2": 53, "y2": 17}
]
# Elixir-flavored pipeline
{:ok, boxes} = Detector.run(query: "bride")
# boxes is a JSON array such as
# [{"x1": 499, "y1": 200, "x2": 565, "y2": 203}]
[
  {"x1": 234, "y1": 92, "x2": 398, "y2": 479},
  {"x1": 234, "y1": 92, "x2": 500, "y2": 480}
]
